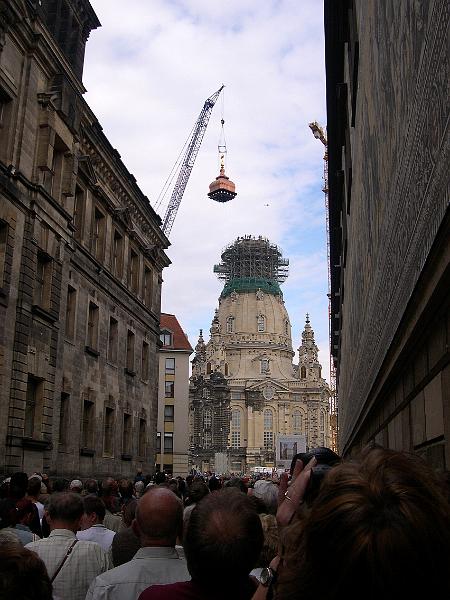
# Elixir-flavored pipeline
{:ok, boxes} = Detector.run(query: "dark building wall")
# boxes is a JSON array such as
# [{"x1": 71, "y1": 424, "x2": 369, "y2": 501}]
[
  {"x1": 325, "y1": 0, "x2": 449, "y2": 464},
  {"x1": 0, "y1": 1, "x2": 170, "y2": 477}
]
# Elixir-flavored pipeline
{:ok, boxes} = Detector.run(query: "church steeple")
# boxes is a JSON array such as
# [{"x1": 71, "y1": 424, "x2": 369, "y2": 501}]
[
  {"x1": 298, "y1": 315, "x2": 322, "y2": 380},
  {"x1": 192, "y1": 329, "x2": 206, "y2": 376}
]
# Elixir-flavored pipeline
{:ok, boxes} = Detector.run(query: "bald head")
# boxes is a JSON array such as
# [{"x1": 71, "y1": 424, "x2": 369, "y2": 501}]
[{"x1": 133, "y1": 486, "x2": 182, "y2": 546}]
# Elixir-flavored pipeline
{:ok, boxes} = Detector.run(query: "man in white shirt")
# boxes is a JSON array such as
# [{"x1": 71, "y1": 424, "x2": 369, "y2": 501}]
[
  {"x1": 77, "y1": 495, "x2": 115, "y2": 551},
  {"x1": 26, "y1": 492, "x2": 111, "y2": 600},
  {"x1": 86, "y1": 487, "x2": 189, "y2": 600}
]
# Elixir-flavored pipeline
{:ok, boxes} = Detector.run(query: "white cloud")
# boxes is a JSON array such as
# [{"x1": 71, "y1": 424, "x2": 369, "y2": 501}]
[{"x1": 84, "y1": 0, "x2": 330, "y2": 379}]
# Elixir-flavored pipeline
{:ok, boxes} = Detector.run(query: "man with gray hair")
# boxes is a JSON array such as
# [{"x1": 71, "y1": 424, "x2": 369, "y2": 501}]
[
  {"x1": 26, "y1": 492, "x2": 111, "y2": 600},
  {"x1": 86, "y1": 487, "x2": 189, "y2": 599}
]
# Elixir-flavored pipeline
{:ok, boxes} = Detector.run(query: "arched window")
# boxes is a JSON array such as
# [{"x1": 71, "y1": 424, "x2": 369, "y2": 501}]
[
  {"x1": 260, "y1": 359, "x2": 269, "y2": 374},
  {"x1": 204, "y1": 431, "x2": 212, "y2": 449},
  {"x1": 257, "y1": 314, "x2": 265, "y2": 333},
  {"x1": 231, "y1": 409, "x2": 241, "y2": 428},
  {"x1": 263, "y1": 409, "x2": 274, "y2": 450},
  {"x1": 224, "y1": 363, "x2": 229, "y2": 376},
  {"x1": 204, "y1": 409, "x2": 212, "y2": 428},
  {"x1": 226, "y1": 316, "x2": 234, "y2": 333},
  {"x1": 292, "y1": 410, "x2": 302, "y2": 433},
  {"x1": 206, "y1": 362, "x2": 212, "y2": 375},
  {"x1": 264, "y1": 409, "x2": 273, "y2": 430},
  {"x1": 300, "y1": 366, "x2": 306, "y2": 379}
]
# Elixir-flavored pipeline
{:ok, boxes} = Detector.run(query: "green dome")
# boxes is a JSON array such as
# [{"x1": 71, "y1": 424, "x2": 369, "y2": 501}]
[{"x1": 221, "y1": 277, "x2": 282, "y2": 298}]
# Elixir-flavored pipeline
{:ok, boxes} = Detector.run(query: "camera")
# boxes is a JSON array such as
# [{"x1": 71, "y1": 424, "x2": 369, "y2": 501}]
[{"x1": 289, "y1": 447, "x2": 340, "y2": 505}]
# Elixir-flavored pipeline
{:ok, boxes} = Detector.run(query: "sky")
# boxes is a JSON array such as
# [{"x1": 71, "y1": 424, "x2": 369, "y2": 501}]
[{"x1": 83, "y1": 0, "x2": 330, "y2": 382}]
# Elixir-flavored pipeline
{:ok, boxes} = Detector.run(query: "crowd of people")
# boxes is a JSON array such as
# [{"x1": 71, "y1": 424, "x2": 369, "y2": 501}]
[{"x1": 0, "y1": 446, "x2": 449, "y2": 600}]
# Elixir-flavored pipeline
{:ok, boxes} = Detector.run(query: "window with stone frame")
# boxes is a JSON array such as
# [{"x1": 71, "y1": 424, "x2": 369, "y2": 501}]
[
  {"x1": 204, "y1": 431, "x2": 212, "y2": 449},
  {"x1": 164, "y1": 432, "x2": 173, "y2": 453},
  {"x1": 203, "y1": 409, "x2": 212, "y2": 428},
  {"x1": 108, "y1": 317, "x2": 118, "y2": 363},
  {"x1": 59, "y1": 392, "x2": 70, "y2": 446},
  {"x1": 164, "y1": 405, "x2": 174, "y2": 422},
  {"x1": 103, "y1": 404, "x2": 115, "y2": 456},
  {"x1": 138, "y1": 418, "x2": 146, "y2": 457},
  {"x1": 86, "y1": 301, "x2": 99, "y2": 350},
  {"x1": 122, "y1": 413, "x2": 132, "y2": 455},
  {"x1": 35, "y1": 250, "x2": 53, "y2": 310},
  {"x1": 82, "y1": 397, "x2": 95, "y2": 449},
  {"x1": 257, "y1": 314, "x2": 265, "y2": 333},
  {"x1": 92, "y1": 206, "x2": 106, "y2": 262},
  {"x1": 264, "y1": 409, "x2": 273, "y2": 431},
  {"x1": 126, "y1": 330, "x2": 135, "y2": 373},
  {"x1": 112, "y1": 228, "x2": 124, "y2": 278},
  {"x1": 260, "y1": 358, "x2": 270, "y2": 374},
  {"x1": 73, "y1": 185, "x2": 85, "y2": 241},
  {"x1": 231, "y1": 409, "x2": 241, "y2": 448},
  {"x1": 165, "y1": 381, "x2": 174, "y2": 398},
  {"x1": 0, "y1": 219, "x2": 8, "y2": 288},
  {"x1": 300, "y1": 366, "x2": 306, "y2": 379},
  {"x1": 0, "y1": 88, "x2": 13, "y2": 163},
  {"x1": 128, "y1": 246, "x2": 140, "y2": 294},
  {"x1": 24, "y1": 376, "x2": 44, "y2": 439},
  {"x1": 226, "y1": 316, "x2": 234, "y2": 333},
  {"x1": 292, "y1": 410, "x2": 303, "y2": 434},
  {"x1": 141, "y1": 341, "x2": 149, "y2": 380},
  {"x1": 65, "y1": 285, "x2": 76, "y2": 340},
  {"x1": 143, "y1": 264, "x2": 153, "y2": 307}
]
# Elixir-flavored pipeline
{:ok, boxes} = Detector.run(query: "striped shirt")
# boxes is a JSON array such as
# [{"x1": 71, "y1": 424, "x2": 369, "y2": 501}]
[{"x1": 26, "y1": 528, "x2": 112, "y2": 600}]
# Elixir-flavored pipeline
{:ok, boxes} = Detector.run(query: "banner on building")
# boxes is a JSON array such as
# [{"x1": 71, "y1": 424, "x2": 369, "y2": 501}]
[{"x1": 276, "y1": 434, "x2": 307, "y2": 469}]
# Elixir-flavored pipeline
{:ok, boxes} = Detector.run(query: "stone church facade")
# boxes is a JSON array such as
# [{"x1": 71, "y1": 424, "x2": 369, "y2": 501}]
[
  {"x1": 0, "y1": 1, "x2": 170, "y2": 477},
  {"x1": 189, "y1": 237, "x2": 330, "y2": 473}
]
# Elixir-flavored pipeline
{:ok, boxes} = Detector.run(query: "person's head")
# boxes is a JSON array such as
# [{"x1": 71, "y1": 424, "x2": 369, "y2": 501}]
[
  {"x1": 46, "y1": 492, "x2": 84, "y2": 533},
  {"x1": 134, "y1": 481, "x2": 145, "y2": 498},
  {"x1": 224, "y1": 477, "x2": 247, "y2": 494},
  {"x1": 208, "y1": 476, "x2": 221, "y2": 492},
  {"x1": 51, "y1": 478, "x2": 69, "y2": 493},
  {"x1": 153, "y1": 472, "x2": 167, "y2": 485},
  {"x1": 84, "y1": 479, "x2": 99, "y2": 495},
  {"x1": 80, "y1": 495, "x2": 106, "y2": 530},
  {"x1": 0, "y1": 545, "x2": 52, "y2": 600},
  {"x1": 184, "y1": 488, "x2": 263, "y2": 586},
  {"x1": 69, "y1": 479, "x2": 83, "y2": 494},
  {"x1": 132, "y1": 487, "x2": 182, "y2": 547},
  {"x1": 15, "y1": 498, "x2": 35, "y2": 526},
  {"x1": 186, "y1": 481, "x2": 209, "y2": 506},
  {"x1": 277, "y1": 447, "x2": 450, "y2": 600},
  {"x1": 27, "y1": 477, "x2": 42, "y2": 499},
  {"x1": 252, "y1": 480, "x2": 278, "y2": 514},
  {"x1": 119, "y1": 479, "x2": 134, "y2": 500}
]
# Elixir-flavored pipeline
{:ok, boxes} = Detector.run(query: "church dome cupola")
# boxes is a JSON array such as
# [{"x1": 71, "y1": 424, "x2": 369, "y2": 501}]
[{"x1": 208, "y1": 117, "x2": 237, "y2": 203}]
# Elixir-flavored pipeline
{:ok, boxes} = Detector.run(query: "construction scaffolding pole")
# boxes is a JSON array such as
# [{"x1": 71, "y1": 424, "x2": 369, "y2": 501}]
[{"x1": 309, "y1": 121, "x2": 338, "y2": 453}]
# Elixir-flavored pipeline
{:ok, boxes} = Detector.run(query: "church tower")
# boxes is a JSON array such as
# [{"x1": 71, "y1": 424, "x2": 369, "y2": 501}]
[{"x1": 189, "y1": 236, "x2": 330, "y2": 473}]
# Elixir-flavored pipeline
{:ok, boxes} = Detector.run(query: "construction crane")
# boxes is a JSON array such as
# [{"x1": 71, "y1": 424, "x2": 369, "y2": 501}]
[
  {"x1": 309, "y1": 120, "x2": 338, "y2": 453},
  {"x1": 159, "y1": 86, "x2": 224, "y2": 237}
]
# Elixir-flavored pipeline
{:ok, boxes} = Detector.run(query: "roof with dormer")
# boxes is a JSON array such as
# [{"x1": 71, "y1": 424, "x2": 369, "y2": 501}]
[{"x1": 160, "y1": 313, "x2": 193, "y2": 352}]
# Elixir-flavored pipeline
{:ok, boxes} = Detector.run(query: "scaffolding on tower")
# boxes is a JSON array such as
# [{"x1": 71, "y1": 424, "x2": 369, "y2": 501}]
[{"x1": 309, "y1": 121, "x2": 338, "y2": 453}]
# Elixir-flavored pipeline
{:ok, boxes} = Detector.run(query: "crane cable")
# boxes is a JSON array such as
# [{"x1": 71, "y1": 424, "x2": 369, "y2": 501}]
[{"x1": 218, "y1": 88, "x2": 227, "y2": 170}]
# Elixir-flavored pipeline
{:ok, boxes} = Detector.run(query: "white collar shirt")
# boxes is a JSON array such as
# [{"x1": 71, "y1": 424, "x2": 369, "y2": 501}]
[
  {"x1": 26, "y1": 528, "x2": 112, "y2": 600},
  {"x1": 77, "y1": 524, "x2": 116, "y2": 551},
  {"x1": 86, "y1": 546, "x2": 190, "y2": 600}
]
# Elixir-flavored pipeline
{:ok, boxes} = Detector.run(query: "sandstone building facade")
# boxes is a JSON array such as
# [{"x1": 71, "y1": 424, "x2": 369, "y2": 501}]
[
  {"x1": 157, "y1": 314, "x2": 192, "y2": 477},
  {"x1": 0, "y1": 0, "x2": 170, "y2": 477},
  {"x1": 325, "y1": 0, "x2": 449, "y2": 466},
  {"x1": 189, "y1": 237, "x2": 330, "y2": 473}
]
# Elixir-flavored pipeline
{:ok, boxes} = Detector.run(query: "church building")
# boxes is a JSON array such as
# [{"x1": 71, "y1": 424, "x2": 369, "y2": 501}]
[{"x1": 189, "y1": 236, "x2": 330, "y2": 473}]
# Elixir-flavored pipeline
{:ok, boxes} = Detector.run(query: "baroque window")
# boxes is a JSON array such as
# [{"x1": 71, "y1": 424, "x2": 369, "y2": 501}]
[
  {"x1": 257, "y1": 314, "x2": 265, "y2": 333},
  {"x1": 226, "y1": 316, "x2": 234, "y2": 333}
]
